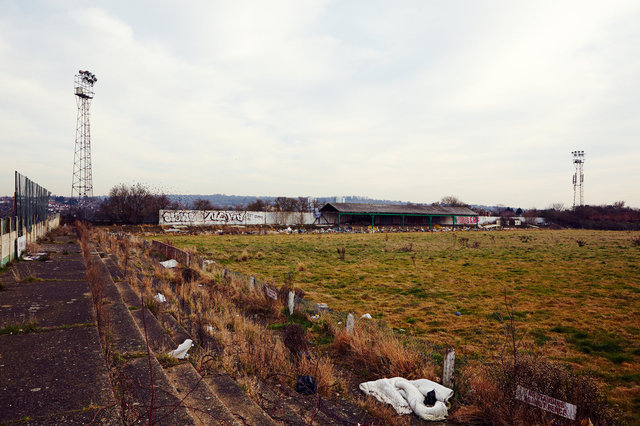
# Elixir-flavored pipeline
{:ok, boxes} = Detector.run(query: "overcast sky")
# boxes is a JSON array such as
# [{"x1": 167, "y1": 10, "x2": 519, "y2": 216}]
[{"x1": 1, "y1": 1, "x2": 639, "y2": 208}]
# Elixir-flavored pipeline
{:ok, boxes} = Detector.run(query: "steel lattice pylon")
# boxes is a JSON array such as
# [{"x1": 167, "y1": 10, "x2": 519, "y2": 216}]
[
  {"x1": 71, "y1": 70, "x2": 97, "y2": 200},
  {"x1": 572, "y1": 150, "x2": 585, "y2": 208}
]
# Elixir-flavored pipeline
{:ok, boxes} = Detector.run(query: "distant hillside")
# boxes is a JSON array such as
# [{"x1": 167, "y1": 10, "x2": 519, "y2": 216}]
[{"x1": 167, "y1": 194, "x2": 412, "y2": 209}]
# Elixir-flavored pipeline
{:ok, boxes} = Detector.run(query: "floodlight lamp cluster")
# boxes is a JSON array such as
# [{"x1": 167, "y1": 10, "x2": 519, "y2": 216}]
[{"x1": 78, "y1": 70, "x2": 98, "y2": 85}]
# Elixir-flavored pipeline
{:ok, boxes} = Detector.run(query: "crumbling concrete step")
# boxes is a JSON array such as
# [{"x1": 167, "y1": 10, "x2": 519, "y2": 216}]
[
  {"x1": 118, "y1": 356, "x2": 196, "y2": 425},
  {"x1": 114, "y1": 279, "x2": 143, "y2": 308},
  {"x1": 165, "y1": 363, "x2": 239, "y2": 425},
  {"x1": 89, "y1": 251, "x2": 196, "y2": 425},
  {"x1": 159, "y1": 311, "x2": 193, "y2": 345},
  {"x1": 203, "y1": 374, "x2": 278, "y2": 426},
  {"x1": 130, "y1": 308, "x2": 177, "y2": 353},
  {"x1": 98, "y1": 243, "x2": 277, "y2": 426}
]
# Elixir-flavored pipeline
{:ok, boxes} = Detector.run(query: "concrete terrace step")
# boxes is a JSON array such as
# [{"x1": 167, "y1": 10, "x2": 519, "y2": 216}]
[
  {"x1": 165, "y1": 363, "x2": 238, "y2": 425},
  {"x1": 88, "y1": 248, "x2": 196, "y2": 425},
  {"x1": 97, "y1": 246, "x2": 279, "y2": 426},
  {"x1": 203, "y1": 374, "x2": 279, "y2": 426},
  {"x1": 0, "y1": 238, "x2": 121, "y2": 425}
]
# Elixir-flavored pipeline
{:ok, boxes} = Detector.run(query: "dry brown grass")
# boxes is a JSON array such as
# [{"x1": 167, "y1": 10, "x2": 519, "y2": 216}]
[
  {"x1": 453, "y1": 355, "x2": 615, "y2": 426},
  {"x1": 237, "y1": 249, "x2": 249, "y2": 262},
  {"x1": 331, "y1": 321, "x2": 438, "y2": 381}
]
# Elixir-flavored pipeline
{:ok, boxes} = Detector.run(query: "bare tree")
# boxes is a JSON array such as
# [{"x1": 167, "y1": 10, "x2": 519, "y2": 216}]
[
  {"x1": 192, "y1": 198, "x2": 214, "y2": 210},
  {"x1": 99, "y1": 183, "x2": 174, "y2": 224},
  {"x1": 247, "y1": 199, "x2": 268, "y2": 211},
  {"x1": 274, "y1": 197, "x2": 299, "y2": 212},
  {"x1": 440, "y1": 195, "x2": 468, "y2": 207}
]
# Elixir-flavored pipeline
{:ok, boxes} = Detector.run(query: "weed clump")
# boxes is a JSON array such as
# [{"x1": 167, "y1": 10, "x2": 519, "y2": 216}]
[
  {"x1": 238, "y1": 249, "x2": 249, "y2": 262},
  {"x1": 454, "y1": 355, "x2": 615, "y2": 425},
  {"x1": 282, "y1": 323, "x2": 308, "y2": 356}
]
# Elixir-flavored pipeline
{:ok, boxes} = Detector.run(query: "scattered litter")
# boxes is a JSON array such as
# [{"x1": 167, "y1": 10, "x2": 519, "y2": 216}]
[
  {"x1": 337, "y1": 321, "x2": 342, "y2": 325},
  {"x1": 359, "y1": 377, "x2": 453, "y2": 421},
  {"x1": 22, "y1": 253, "x2": 47, "y2": 261},
  {"x1": 154, "y1": 293, "x2": 167, "y2": 303},
  {"x1": 315, "y1": 302, "x2": 330, "y2": 312},
  {"x1": 454, "y1": 311, "x2": 462, "y2": 316},
  {"x1": 160, "y1": 259, "x2": 178, "y2": 268},
  {"x1": 361, "y1": 313, "x2": 372, "y2": 319},
  {"x1": 424, "y1": 389, "x2": 436, "y2": 406},
  {"x1": 30, "y1": 388, "x2": 41, "y2": 392},
  {"x1": 295, "y1": 375, "x2": 317, "y2": 395},
  {"x1": 168, "y1": 339, "x2": 193, "y2": 359},
  {"x1": 205, "y1": 325, "x2": 214, "y2": 333}
]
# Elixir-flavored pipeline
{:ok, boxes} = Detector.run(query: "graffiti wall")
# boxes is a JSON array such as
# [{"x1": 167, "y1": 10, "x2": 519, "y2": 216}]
[
  {"x1": 455, "y1": 216, "x2": 478, "y2": 225},
  {"x1": 159, "y1": 210, "x2": 316, "y2": 226}
]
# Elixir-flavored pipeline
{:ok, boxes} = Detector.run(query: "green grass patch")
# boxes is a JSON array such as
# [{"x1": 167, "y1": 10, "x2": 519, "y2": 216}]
[{"x1": 0, "y1": 320, "x2": 38, "y2": 335}]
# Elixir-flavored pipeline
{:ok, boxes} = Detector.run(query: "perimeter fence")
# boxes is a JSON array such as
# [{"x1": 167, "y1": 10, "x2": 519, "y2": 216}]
[{"x1": 0, "y1": 172, "x2": 60, "y2": 266}]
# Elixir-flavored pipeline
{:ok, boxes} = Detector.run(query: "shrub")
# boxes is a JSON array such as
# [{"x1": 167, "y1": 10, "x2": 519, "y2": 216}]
[
  {"x1": 282, "y1": 323, "x2": 308, "y2": 356},
  {"x1": 454, "y1": 355, "x2": 615, "y2": 425}
]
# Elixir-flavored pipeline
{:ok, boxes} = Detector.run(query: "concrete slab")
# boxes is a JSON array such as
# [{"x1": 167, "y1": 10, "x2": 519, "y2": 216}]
[
  {"x1": 159, "y1": 312, "x2": 192, "y2": 346},
  {"x1": 203, "y1": 374, "x2": 277, "y2": 426},
  {"x1": 118, "y1": 356, "x2": 196, "y2": 425},
  {"x1": 22, "y1": 405, "x2": 121, "y2": 425},
  {"x1": 0, "y1": 327, "x2": 116, "y2": 423},
  {"x1": 130, "y1": 308, "x2": 176, "y2": 353},
  {"x1": 0, "y1": 279, "x2": 94, "y2": 328},
  {"x1": 165, "y1": 363, "x2": 238, "y2": 425}
]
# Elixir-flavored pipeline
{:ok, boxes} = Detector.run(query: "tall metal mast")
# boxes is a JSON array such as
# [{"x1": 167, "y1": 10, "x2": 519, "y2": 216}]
[
  {"x1": 572, "y1": 150, "x2": 585, "y2": 208},
  {"x1": 71, "y1": 70, "x2": 97, "y2": 200}
]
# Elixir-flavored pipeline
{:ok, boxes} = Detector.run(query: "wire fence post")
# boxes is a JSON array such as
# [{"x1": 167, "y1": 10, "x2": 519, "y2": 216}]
[{"x1": 288, "y1": 291, "x2": 295, "y2": 315}]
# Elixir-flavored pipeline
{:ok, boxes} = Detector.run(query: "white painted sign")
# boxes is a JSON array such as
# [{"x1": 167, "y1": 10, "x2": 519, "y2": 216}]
[
  {"x1": 516, "y1": 385, "x2": 576, "y2": 420},
  {"x1": 265, "y1": 286, "x2": 278, "y2": 300}
]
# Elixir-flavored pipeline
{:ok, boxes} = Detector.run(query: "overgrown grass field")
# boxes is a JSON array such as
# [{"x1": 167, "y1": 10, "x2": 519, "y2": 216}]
[{"x1": 151, "y1": 229, "x2": 640, "y2": 416}]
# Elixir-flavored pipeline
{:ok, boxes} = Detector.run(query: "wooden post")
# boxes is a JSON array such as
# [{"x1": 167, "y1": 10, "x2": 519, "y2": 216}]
[{"x1": 443, "y1": 349, "x2": 455, "y2": 388}]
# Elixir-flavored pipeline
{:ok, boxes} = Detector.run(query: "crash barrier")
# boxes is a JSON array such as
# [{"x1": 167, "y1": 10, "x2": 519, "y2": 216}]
[
  {"x1": 0, "y1": 214, "x2": 60, "y2": 267},
  {"x1": 151, "y1": 240, "x2": 193, "y2": 267}
]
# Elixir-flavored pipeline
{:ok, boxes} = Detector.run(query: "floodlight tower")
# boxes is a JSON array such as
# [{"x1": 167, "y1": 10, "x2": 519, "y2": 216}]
[
  {"x1": 572, "y1": 150, "x2": 585, "y2": 208},
  {"x1": 71, "y1": 70, "x2": 97, "y2": 200}
]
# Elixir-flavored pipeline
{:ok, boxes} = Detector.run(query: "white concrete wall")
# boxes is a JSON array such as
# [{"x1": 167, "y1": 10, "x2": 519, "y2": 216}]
[
  {"x1": 0, "y1": 215, "x2": 59, "y2": 266},
  {"x1": 478, "y1": 216, "x2": 547, "y2": 225},
  {"x1": 159, "y1": 210, "x2": 316, "y2": 226}
]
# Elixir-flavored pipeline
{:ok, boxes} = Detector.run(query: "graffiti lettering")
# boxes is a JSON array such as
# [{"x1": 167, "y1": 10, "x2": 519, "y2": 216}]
[{"x1": 455, "y1": 216, "x2": 478, "y2": 225}]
